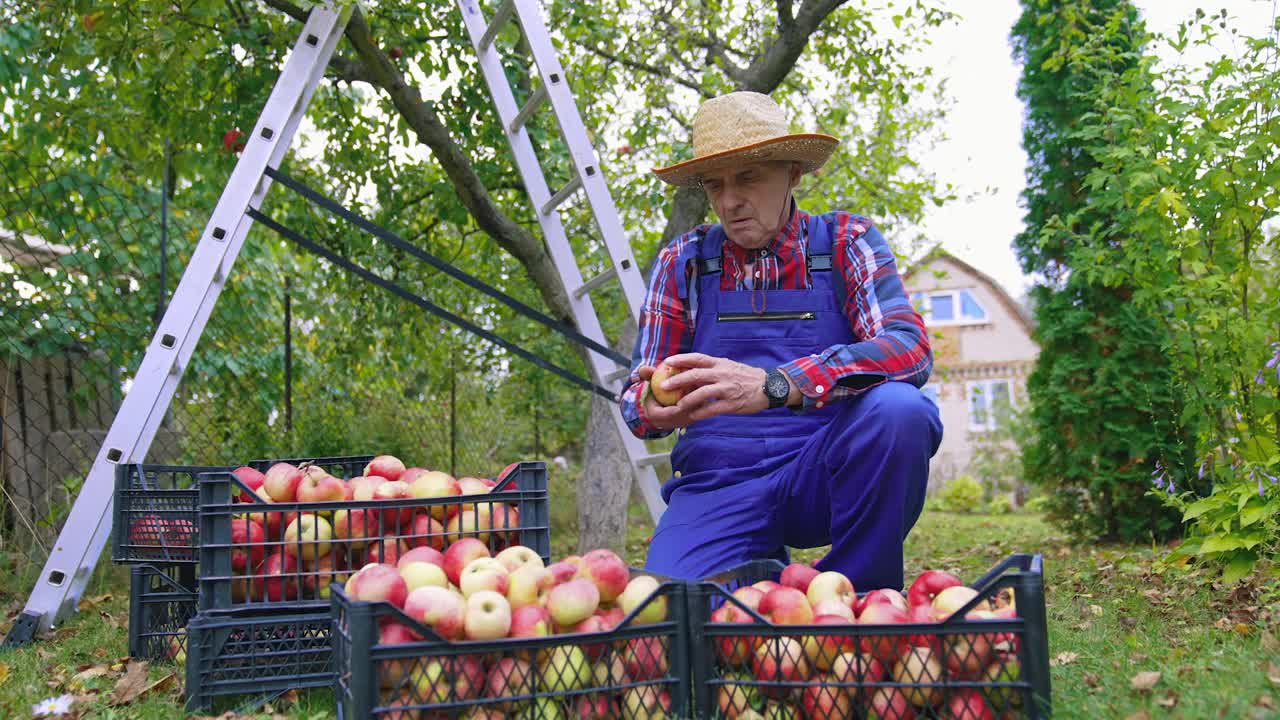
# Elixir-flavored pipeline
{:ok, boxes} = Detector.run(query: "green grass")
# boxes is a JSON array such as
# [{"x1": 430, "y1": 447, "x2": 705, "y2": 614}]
[{"x1": 0, "y1": 507, "x2": 1275, "y2": 718}]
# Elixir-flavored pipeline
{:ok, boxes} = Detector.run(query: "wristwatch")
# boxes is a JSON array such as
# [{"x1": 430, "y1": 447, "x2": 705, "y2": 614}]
[{"x1": 763, "y1": 368, "x2": 792, "y2": 409}]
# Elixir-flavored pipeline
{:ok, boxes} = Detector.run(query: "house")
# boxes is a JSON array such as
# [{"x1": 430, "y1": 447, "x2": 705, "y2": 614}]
[{"x1": 902, "y1": 248, "x2": 1038, "y2": 492}]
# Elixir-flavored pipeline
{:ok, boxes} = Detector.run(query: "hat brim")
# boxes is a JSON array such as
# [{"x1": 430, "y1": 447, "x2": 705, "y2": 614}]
[{"x1": 652, "y1": 133, "x2": 840, "y2": 187}]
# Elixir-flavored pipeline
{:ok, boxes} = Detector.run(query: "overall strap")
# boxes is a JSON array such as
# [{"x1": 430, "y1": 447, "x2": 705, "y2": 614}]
[
  {"x1": 806, "y1": 214, "x2": 834, "y2": 273},
  {"x1": 674, "y1": 225, "x2": 724, "y2": 302}
]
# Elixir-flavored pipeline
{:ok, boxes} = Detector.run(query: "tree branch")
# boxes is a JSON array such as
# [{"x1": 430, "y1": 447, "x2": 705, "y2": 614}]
[
  {"x1": 576, "y1": 41, "x2": 712, "y2": 97},
  {"x1": 739, "y1": 0, "x2": 849, "y2": 92},
  {"x1": 777, "y1": 0, "x2": 795, "y2": 28}
]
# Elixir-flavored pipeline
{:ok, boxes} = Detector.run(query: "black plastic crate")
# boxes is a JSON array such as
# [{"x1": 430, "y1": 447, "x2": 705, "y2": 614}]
[
  {"x1": 128, "y1": 563, "x2": 197, "y2": 662},
  {"x1": 184, "y1": 607, "x2": 334, "y2": 712},
  {"x1": 113, "y1": 455, "x2": 374, "y2": 564},
  {"x1": 197, "y1": 461, "x2": 550, "y2": 613},
  {"x1": 688, "y1": 555, "x2": 1052, "y2": 719},
  {"x1": 331, "y1": 573, "x2": 690, "y2": 719}
]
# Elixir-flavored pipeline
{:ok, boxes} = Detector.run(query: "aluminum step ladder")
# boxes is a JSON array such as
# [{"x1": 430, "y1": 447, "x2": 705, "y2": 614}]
[
  {"x1": 7, "y1": 0, "x2": 665, "y2": 641},
  {"x1": 455, "y1": 0, "x2": 668, "y2": 521}
]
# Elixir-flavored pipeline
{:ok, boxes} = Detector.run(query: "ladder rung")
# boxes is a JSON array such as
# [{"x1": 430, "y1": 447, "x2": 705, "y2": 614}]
[
  {"x1": 479, "y1": 0, "x2": 515, "y2": 51},
  {"x1": 605, "y1": 366, "x2": 631, "y2": 384},
  {"x1": 542, "y1": 173, "x2": 582, "y2": 215},
  {"x1": 636, "y1": 452, "x2": 671, "y2": 468},
  {"x1": 573, "y1": 266, "x2": 616, "y2": 300},
  {"x1": 510, "y1": 84, "x2": 548, "y2": 135}
]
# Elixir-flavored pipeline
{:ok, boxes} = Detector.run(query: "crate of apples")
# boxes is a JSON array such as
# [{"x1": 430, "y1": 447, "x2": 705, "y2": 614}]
[
  {"x1": 333, "y1": 542, "x2": 691, "y2": 719},
  {"x1": 694, "y1": 556, "x2": 1049, "y2": 719}
]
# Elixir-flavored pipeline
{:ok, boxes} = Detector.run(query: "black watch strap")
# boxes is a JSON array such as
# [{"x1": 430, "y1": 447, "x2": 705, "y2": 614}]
[{"x1": 763, "y1": 368, "x2": 791, "y2": 409}]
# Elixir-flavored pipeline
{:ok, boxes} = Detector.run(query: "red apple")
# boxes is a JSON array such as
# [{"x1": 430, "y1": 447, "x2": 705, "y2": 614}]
[
  {"x1": 943, "y1": 611, "x2": 996, "y2": 676},
  {"x1": 547, "y1": 577, "x2": 600, "y2": 627},
  {"x1": 364, "y1": 454, "x2": 406, "y2": 481},
  {"x1": 406, "y1": 512, "x2": 447, "y2": 551},
  {"x1": 711, "y1": 600, "x2": 762, "y2": 665},
  {"x1": 407, "y1": 470, "x2": 460, "y2": 520},
  {"x1": 947, "y1": 689, "x2": 995, "y2": 720},
  {"x1": 830, "y1": 650, "x2": 885, "y2": 695},
  {"x1": 894, "y1": 646, "x2": 943, "y2": 706},
  {"x1": 907, "y1": 569, "x2": 963, "y2": 608},
  {"x1": 578, "y1": 548, "x2": 630, "y2": 603},
  {"x1": 856, "y1": 602, "x2": 910, "y2": 662},
  {"x1": 813, "y1": 599, "x2": 855, "y2": 622},
  {"x1": 256, "y1": 551, "x2": 300, "y2": 602},
  {"x1": 732, "y1": 586, "x2": 766, "y2": 614},
  {"x1": 716, "y1": 672, "x2": 760, "y2": 719},
  {"x1": 802, "y1": 615, "x2": 855, "y2": 671},
  {"x1": 400, "y1": 562, "x2": 448, "y2": 592},
  {"x1": 751, "y1": 637, "x2": 810, "y2": 698},
  {"x1": 345, "y1": 562, "x2": 408, "y2": 608},
  {"x1": 507, "y1": 563, "x2": 554, "y2": 609},
  {"x1": 855, "y1": 588, "x2": 909, "y2": 617},
  {"x1": 262, "y1": 462, "x2": 304, "y2": 503},
  {"x1": 806, "y1": 570, "x2": 855, "y2": 609},
  {"x1": 449, "y1": 654, "x2": 486, "y2": 701},
  {"x1": 760, "y1": 587, "x2": 813, "y2": 625},
  {"x1": 484, "y1": 657, "x2": 534, "y2": 711},
  {"x1": 303, "y1": 551, "x2": 350, "y2": 599},
  {"x1": 231, "y1": 466, "x2": 266, "y2": 503},
  {"x1": 445, "y1": 504, "x2": 495, "y2": 544},
  {"x1": 623, "y1": 635, "x2": 670, "y2": 682},
  {"x1": 546, "y1": 560, "x2": 580, "y2": 585},
  {"x1": 464, "y1": 590, "x2": 511, "y2": 640},
  {"x1": 364, "y1": 538, "x2": 409, "y2": 568},
  {"x1": 373, "y1": 480, "x2": 415, "y2": 529},
  {"x1": 508, "y1": 604, "x2": 552, "y2": 639},
  {"x1": 332, "y1": 507, "x2": 377, "y2": 549},
  {"x1": 397, "y1": 545, "x2": 445, "y2": 571},
  {"x1": 229, "y1": 517, "x2": 266, "y2": 574},
  {"x1": 622, "y1": 686, "x2": 672, "y2": 719},
  {"x1": 494, "y1": 545, "x2": 544, "y2": 573},
  {"x1": 574, "y1": 693, "x2": 616, "y2": 720},
  {"x1": 443, "y1": 537, "x2": 491, "y2": 586},
  {"x1": 404, "y1": 585, "x2": 466, "y2": 640},
  {"x1": 908, "y1": 602, "x2": 940, "y2": 648},
  {"x1": 932, "y1": 585, "x2": 980, "y2": 620},
  {"x1": 459, "y1": 557, "x2": 510, "y2": 597},
  {"x1": 800, "y1": 674, "x2": 852, "y2": 719},
  {"x1": 348, "y1": 475, "x2": 386, "y2": 501},
  {"x1": 649, "y1": 361, "x2": 686, "y2": 406},
  {"x1": 296, "y1": 470, "x2": 346, "y2": 504},
  {"x1": 752, "y1": 580, "x2": 780, "y2": 595},
  {"x1": 779, "y1": 563, "x2": 821, "y2": 594},
  {"x1": 869, "y1": 687, "x2": 915, "y2": 720}
]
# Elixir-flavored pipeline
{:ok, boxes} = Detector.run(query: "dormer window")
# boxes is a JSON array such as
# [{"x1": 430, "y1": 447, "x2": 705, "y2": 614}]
[{"x1": 911, "y1": 289, "x2": 989, "y2": 326}]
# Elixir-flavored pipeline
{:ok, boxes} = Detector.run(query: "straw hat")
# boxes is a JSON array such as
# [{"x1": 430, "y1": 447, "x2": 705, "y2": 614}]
[{"x1": 653, "y1": 91, "x2": 839, "y2": 187}]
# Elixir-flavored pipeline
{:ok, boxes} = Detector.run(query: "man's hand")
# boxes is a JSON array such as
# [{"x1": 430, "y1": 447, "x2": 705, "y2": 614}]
[
  {"x1": 635, "y1": 365, "x2": 701, "y2": 430},
  {"x1": 662, "y1": 352, "x2": 792, "y2": 424}
]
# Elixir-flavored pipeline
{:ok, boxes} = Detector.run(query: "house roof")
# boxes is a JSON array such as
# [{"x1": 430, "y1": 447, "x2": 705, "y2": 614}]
[{"x1": 902, "y1": 245, "x2": 1035, "y2": 335}]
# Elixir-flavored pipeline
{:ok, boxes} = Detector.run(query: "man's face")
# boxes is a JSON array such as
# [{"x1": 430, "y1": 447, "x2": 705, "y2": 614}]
[{"x1": 700, "y1": 161, "x2": 801, "y2": 249}]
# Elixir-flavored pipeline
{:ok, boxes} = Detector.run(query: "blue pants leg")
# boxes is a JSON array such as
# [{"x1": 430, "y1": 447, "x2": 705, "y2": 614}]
[{"x1": 776, "y1": 381, "x2": 942, "y2": 591}]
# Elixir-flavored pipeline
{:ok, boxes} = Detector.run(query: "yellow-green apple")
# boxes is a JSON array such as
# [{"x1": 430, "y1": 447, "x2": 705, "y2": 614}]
[
  {"x1": 942, "y1": 611, "x2": 996, "y2": 676},
  {"x1": 507, "y1": 563, "x2": 554, "y2": 609},
  {"x1": 364, "y1": 454, "x2": 406, "y2": 481},
  {"x1": 464, "y1": 590, "x2": 511, "y2": 640},
  {"x1": 407, "y1": 470, "x2": 460, "y2": 520},
  {"x1": 495, "y1": 545, "x2": 544, "y2": 573},
  {"x1": 304, "y1": 550, "x2": 351, "y2": 599},
  {"x1": 545, "y1": 560, "x2": 580, "y2": 585},
  {"x1": 408, "y1": 657, "x2": 450, "y2": 703},
  {"x1": 332, "y1": 508, "x2": 377, "y2": 549},
  {"x1": 404, "y1": 585, "x2": 465, "y2": 640},
  {"x1": 593, "y1": 653, "x2": 628, "y2": 686},
  {"x1": 762, "y1": 704, "x2": 798, "y2": 720},
  {"x1": 830, "y1": 651, "x2": 886, "y2": 696},
  {"x1": 648, "y1": 361, "x2": 686, "y2": 407},
  {"x1": 624, "y1": 635, "x2": 670, "y2": 681},
  {"x1": 752, "y1": 580, "x2": 780, "y2": 595},
  {"x1": 398, "y1": 545, "x2": 446, "y2": 572},
  {"x1": 932, "y1": 585, "x2": 979, "y2": 620},
  {"x1": 461, "y1": 711, "x2": 506, "y2": 720},
  {"x1": 400, "y1": 561, "x2": 449, "y2": 592},
  {"x1": 483, "y1": 657, "x2": 533, "y2": 711},
  {"x1": 577, "y1": 549, "x2": 630, "y2": 603},
  {"x1": 538, "y1": 644, "x2": 591, "y2": 691},
  {"x1": 812, "y1": 599, "x2": 855, "y2": 622},
  {"x1": 799, "y1": 675, "x2": 852, "y2": 719},
  {"x1": 460, "y1": 557, "x2": 510, "y2": 597},
  {"x1": 760, "y1": 587, "x2": 813, "y2": 625},
  {"x1": 574, "y1": 693, "x2": 616, "y2": 720},
  {"x1": 443, "y1": 537, "x2": 491, "y2": 586},
  {"x1": 621, "y1": 686, "x2": 672, "y2": 720},
  {"x1": 737, "y1": 711, "x2": 765, "y2": 720},
  {"x1": 364, "y1": 538, "x2": 409, "y2": 568},
  {"x1": 856, "y1": 601, "x2": 909, "y2": 662},
  {"x1": 710, "y1": 601, "x2": 761, "y2": 665},
  {"x1": 779, "y1": 562, "x2": 820, "y2": 594},
  {"x1": 446, "y1": 505, "x2": 495, "y2": 544},
  {"x1": 450, "y1": 655, "x2": 486, "y2": 701},
  {"x1": 806, "y1": 570, "x2": 855, "y2": 609},
  {"x1": 802, "y1": 615, "x2": 855, "y2": 671},
  {"x1": 907, "y1": 569, "x2": 963, "y2": 608},
  {"x1": 520, "y1": 698, "x2": 567, "y2": 720},
  {"x1": 348, "y1": 476, "x2": 386, "y2": 502},
  {"x1": 167, "y1": 635, "x2": 186, "y2": 664},
  {"x1": 346, "y1": 562, "x2": 409, "y2": 608},
  {"x1": 618, "y1": 575, "x2": 667, "y2": 624},
  {"x1": 947, "y1": 689, "x2": 996, "y2": 720},
  {"x1": 855, "y1": 588, "x2": 908, "y2": 617},
  {"x1": 263, "y1": 462, "x2": 303, "y2": 502},
  {"x1": 717, "y1": 671, "x2": 760, "y2": 719},
  {"x1": 508, "y1": 604, "x2": 552, "y2": 639},
  {"x1": 751, "y1": 637, "x2": 810, "y2": 699},
  {"x1": 230, "y1": 518, "x2": 266, "y2": 574},
  {"x1": 373, "y1": 480, "x2": 415, "y2": 528},
  {"x1": 298, "y1": 467, "x2": 346, "y2": 505},
  {"x1": 257, "y1": 551, "x2": 300, "y2": 602},
  {"x1": 282, "y1": 513, "x2": 333, "y2": 563},
  {"x1": 991, "y1": 587, "x2": 1016, "y2": 613},
  {"x1": 982, "y1": 652, "x2": 1022, "y2": 710},
  {"x1": 232, "y1": 466, "x2": 266, "y2": 503},
  {"x1": 547, "y1": 577, "x2": 600, "y2": 627},
  {"x1": 894, "y1": 646, "x2": 943, "y2": 706},
  {"x1": 869, "y1": 688, "x2": 915, "y2": 720}
]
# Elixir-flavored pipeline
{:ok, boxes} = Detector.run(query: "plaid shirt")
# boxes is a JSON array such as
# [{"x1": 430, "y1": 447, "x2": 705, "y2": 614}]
[{"x1": 621, "y1": 207, "x2": 933, "y2": 439}]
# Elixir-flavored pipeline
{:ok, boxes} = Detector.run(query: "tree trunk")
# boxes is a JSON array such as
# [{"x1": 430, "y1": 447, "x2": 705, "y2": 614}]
[{"x1": 576, "y1": 322, "x2": 637, "y2": 554}]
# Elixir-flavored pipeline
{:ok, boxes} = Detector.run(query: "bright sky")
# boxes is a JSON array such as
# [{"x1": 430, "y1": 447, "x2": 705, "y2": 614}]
[{"x1": 912, "y1": 0, "x2": 1278, "y2": 301}]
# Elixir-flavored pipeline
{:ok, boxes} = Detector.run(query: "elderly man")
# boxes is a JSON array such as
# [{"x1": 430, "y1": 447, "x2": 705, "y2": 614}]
[{"x1": 620, "y1": 92, "x2": 942, "y2": 590}]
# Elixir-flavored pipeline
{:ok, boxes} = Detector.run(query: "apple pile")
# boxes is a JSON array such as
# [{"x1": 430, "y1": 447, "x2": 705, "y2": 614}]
[
  {"x1": 196, "y1": 455, "x2": 527, "y2": 604},
  {"x1": 127, "y1": 512, "x2": 197, "y2": 561},
  {"x1": 343, "y1": 543, "x2": 677, "y2": 719},
  {"x1": 710, "y1": 564, "x2": 1023, "y2": 720}
]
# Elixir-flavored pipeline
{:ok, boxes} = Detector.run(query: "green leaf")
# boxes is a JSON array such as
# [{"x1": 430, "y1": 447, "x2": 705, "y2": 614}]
[{"x1": 1221, "y1": 551, "x2": 1256, "y2": 584}]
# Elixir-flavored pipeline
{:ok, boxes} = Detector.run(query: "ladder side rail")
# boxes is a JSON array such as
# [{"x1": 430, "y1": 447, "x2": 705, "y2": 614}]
[{"x1": 12, "y1": 5, "x2": 351, "y2": 636}]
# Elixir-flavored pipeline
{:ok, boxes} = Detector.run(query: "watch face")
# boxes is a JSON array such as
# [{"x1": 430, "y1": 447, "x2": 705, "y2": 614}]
[{"x1": 766, "y1": 372, "x2": 790, "y2": 402}]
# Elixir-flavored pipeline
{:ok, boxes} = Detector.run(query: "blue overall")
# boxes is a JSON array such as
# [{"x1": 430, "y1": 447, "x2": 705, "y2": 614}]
[{"x1": 643, "y1": 215, "x2": 942, "y2": 591}]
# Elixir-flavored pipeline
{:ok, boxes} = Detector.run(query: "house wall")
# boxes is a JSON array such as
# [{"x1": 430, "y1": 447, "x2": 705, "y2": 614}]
[{"x1": 906, "y1": 257, "x2": 1039, "y2": 491}]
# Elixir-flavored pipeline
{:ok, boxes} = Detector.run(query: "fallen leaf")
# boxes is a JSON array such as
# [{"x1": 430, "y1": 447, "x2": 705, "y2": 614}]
[
  {"x1": 1256, "y1": 694, "x2": 1275, "y2": 710},
  {"x1": 72, "y1": 664, "x2": 112, "y2": 683},
  {"x1": 1124, "y1": 711, "x2": 1151, "y2": 720},
  {"x1": 0, "y1": 662, "x2": 8, "y2": 685},
  {"x1": 1215, "y1": 617, "x2": 1232, "y2": 631},
  {"x1": 1051, "y1": 651, "x2": 1079, "y2": 667},
  {"x1": 1156, "y1": 691, "x2": 1178, "y2": 708},
  {"x1": 1268, "y1": 662, "x2": 1280, "y2": 686},
  {"x1": 1262, "y1": 630, "x2": 1279, "y2": 653},
  {"x1": 1089, "y1": 604, "x2": 1104, "y2": 616},
  {"x1": 1234, "y1": 623, "x2": 1252, "y2": 636},
  {"x1": 110, "y1": 661, "x2": 149, "y2": 704},
  {"x1": 1083, "y1": 671, "x2": 1101, "y2": 689},
  {"x1": 1131, "y1": 670, "x2": 1162, "y2": 691}
]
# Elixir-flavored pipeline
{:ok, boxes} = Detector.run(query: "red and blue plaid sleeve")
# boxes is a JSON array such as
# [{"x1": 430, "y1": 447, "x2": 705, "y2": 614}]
[
  {"x1": 619, "y1": 229, "x2": 704, "y2": 438},
  {"x1": 777, "y1": 213, "x2": 933, "y2": 409}
]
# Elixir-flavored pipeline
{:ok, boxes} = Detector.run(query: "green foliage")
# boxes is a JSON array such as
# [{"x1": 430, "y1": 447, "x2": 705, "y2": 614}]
[
  {"x1": 968, "y1": 397, "x2": 1032, "y2": 502},
  {"x1": 933, "y1": 475, "x2": 985, "y2": 514},
  {"x1": 1024, "y1": 494, "x2": 1053, "y2": 514},
  {"x1": 1011, "y1": 0, "x2": 1189, "y2": 542},
  {"x1": 1057, "y1": 9, "x2": 1280, "y2": 579},
  {"x1": 985, "y1": 494, "x2": 1015, "y2": 515}
]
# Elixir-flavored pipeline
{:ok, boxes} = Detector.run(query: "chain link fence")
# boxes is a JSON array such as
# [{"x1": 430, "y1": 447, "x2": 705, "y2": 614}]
[{"x1": 0, "y1": 151, "x2": 591, "y2": 571}]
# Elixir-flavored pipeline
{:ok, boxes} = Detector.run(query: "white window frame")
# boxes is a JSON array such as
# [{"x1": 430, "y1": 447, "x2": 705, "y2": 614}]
[
  {"x1": 966, "y1": 379, "x2": 1014, "y2": 432},
  {"x1": 921, "y1": 383, "x2": 941, "y2": 408},
  {"x1": 912, "y1": 288, "x2": 990, "y2": 326}
]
